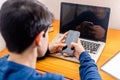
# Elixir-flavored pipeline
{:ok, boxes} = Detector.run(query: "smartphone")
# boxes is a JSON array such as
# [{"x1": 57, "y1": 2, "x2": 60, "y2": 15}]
[{"x1": 62, "y1": 30, "x2": 80, "y2": 55}]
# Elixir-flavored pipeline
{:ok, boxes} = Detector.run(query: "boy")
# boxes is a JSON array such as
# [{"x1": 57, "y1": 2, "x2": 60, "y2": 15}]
[{"x1": 0, "y1": 0, "x2": 101, "y2": 80}]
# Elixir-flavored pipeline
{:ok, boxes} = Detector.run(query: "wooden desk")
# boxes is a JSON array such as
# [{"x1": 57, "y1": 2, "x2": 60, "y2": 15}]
[{"x1": 0, "y1": 20, "x2": 120, "y2": 80}]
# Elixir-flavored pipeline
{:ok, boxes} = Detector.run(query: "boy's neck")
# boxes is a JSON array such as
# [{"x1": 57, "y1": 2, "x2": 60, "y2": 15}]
[{"x1": 7, "y1": 46, "x2": 37, "y2": 69}]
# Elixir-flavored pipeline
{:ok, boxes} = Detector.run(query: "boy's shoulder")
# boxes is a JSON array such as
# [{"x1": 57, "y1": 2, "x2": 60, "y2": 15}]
[
  {"x1": 0, "y1": 55, "x2": 9, "y2": 63},
  {"x1": 0, "y1": 55, "x2": 65, "y2": 80}
]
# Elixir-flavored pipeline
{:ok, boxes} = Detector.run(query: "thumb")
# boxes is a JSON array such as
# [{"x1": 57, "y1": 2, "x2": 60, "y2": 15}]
[
  {"x1": 70, "y1": 38, "x2": 80, "y2": 49},
  {"x1": 70, "y1": 42, "x2": 76, "y2": 49}
]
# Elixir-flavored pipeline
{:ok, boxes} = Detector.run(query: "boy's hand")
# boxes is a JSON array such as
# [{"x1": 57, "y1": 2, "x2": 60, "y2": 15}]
[
  {"x1": 63, "y1": 38, "x2": 85, "y2": 59},
  {"x1": 49, "y1": 32, "x2": 68, "y2": 53}
]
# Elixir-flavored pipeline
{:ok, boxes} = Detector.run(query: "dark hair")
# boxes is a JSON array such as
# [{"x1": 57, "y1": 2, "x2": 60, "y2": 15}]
[{"x1": 0, "y1": 0, "x2": 53, "y2": 53}]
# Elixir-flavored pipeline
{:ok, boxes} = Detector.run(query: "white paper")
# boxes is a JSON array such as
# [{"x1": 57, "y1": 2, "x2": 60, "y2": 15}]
[{"x1": 101, "y1": 52, "x2": 120, "y2": 79}]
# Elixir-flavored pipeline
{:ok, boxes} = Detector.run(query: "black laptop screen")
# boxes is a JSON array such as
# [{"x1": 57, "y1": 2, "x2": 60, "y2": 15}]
[{"x1": 60, "y1": 2, "x2": 110, "y2": 42}]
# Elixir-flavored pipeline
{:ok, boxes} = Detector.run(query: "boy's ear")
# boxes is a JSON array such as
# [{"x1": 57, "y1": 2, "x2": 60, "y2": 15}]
[{"x1": 35, "y1": 31, "x2": 44, "y2": 46}]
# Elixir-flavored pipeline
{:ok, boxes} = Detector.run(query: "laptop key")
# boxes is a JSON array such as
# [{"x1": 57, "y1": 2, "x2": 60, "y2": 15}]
[{"x1": 81, "y1": 40, "x2": 100, "y2": 54}]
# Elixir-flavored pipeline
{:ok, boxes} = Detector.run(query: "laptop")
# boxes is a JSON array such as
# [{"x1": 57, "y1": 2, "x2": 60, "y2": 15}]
[{"x1": 50, "y1": 2, "x2": 110, "y2": 63}]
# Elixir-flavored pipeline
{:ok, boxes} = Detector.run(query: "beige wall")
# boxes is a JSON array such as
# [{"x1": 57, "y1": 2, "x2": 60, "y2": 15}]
[
  {"x1": 0, "y1": 0, "x2": 6, "y2": 9},
  {"x1": 0, "y1": 0, "x2": 6, "y2": 50},
  {"x1": 0, "y1": 33, "x2": 5, "y2": 51},
  {"x1": 39, "y1": 0, "x2": 120, "y2": 30}
]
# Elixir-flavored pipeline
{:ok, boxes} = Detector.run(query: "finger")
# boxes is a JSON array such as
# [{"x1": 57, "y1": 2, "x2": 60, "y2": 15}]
[
  {"x1": 91, "y1": 25, "x2": 99, "y2": 30},
  {"x1": 70, "y1": 42, "x2": 76, "y2": 49},
  {"x1": 63, "y1": 53, "x2": 71, "y2": 57},
  {"x1": 61, "y1": 39, "x2": 65, "y2": 43},
  {"x1": 91, "y1": 27, "x2": 96, "y2": 30},
  {"x1": 58, "y1": 47, "x2": 63, "y2": 51},
  {"x1": 70, "y1": 39, "x2": 80, "y2": 50},
  {"x1": 89, "y1": 31, "x2": 96, "y2": 34},
  {"x1": 77, "y1": 38, "x2": 80, "y2": 44},
  {"x1": 94, "y1": 25, "x2": 102, "y2": 29},
  {"x1": 57, "y1": 43, "x2": 67, "y2": 47},
  {"x1": 58, "y1": 32, "x2": 68, "y2": 41}
]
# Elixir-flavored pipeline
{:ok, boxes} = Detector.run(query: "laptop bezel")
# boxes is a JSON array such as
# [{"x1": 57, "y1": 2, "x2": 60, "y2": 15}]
[{"x1": 60, "y1": 2, "x2": 111, "y2": 42}]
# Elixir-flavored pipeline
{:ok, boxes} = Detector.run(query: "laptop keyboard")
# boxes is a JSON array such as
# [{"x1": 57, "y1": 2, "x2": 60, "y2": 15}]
[{"x1": 81, "y1": 40, "x2": 100, "y2": 54}]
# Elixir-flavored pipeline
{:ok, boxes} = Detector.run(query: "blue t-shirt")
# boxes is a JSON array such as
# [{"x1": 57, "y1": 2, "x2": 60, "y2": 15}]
[
  {"x1": 0, "y1": 52, "x2": 101, "y2": 80},
  {"x1": 79, "y1": 52, "x2": 102, "y2": 80},
  {"x1": 0, "y1": 55, "x2": 65, "y2": 80}
]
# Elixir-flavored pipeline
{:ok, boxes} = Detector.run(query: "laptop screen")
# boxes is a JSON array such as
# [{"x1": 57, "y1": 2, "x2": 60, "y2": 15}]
[{"x1": 60, "y1": 2, "x2": 110, "y2": 42}]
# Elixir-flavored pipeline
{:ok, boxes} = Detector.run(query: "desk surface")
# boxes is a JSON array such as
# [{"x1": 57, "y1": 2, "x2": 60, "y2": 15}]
[{"x1": 0, "y1": 20, "x2": 120, "y2": 80}]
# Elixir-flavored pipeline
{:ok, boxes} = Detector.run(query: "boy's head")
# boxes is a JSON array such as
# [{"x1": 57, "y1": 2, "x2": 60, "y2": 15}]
[{"x1": 0, "y1": 0, "x2": 53, "y2": 54}]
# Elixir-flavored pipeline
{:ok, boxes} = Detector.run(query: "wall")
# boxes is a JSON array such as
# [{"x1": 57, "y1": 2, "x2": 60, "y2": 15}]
[
  {"x1": 0, "y1": 0, "x2": 6, "y2": 8},
  {"x1": 0, "y1": 0, "x2": 6, "y2": 50},
  {"x1": 39, "y1": 0, "x2": 120, "y2": 30}
]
